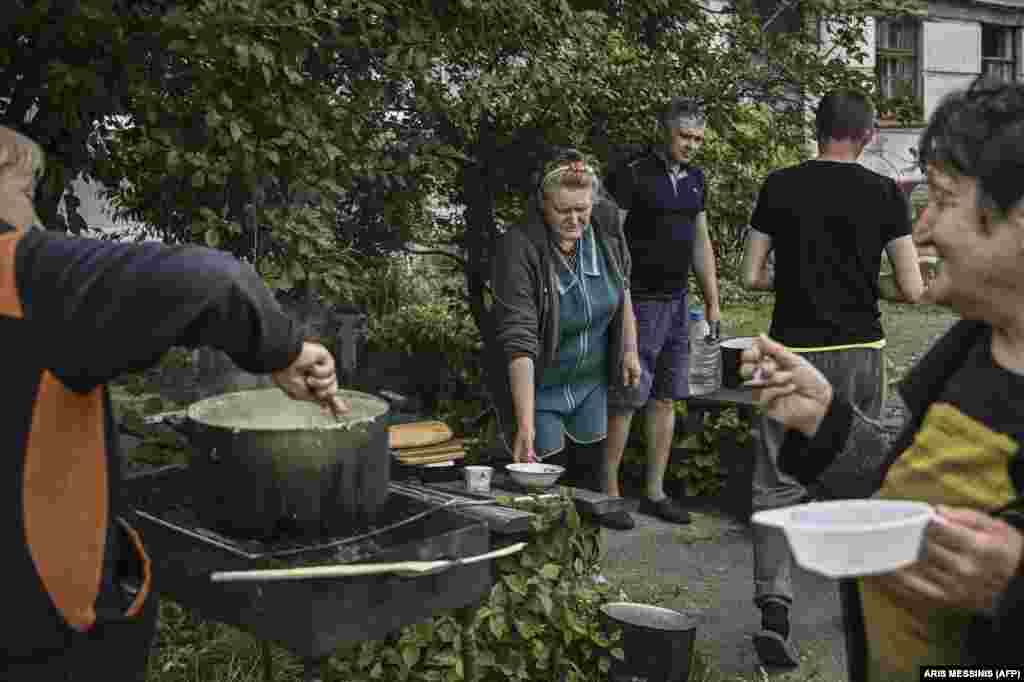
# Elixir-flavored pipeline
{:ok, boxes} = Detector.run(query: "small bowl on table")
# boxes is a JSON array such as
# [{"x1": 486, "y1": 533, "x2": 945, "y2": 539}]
[{"x1": 505, "y1": 462, "x2": 565, "y2": 490}]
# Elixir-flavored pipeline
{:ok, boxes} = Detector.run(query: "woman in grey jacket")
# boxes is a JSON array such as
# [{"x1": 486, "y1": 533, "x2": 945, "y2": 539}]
[{"x1": 487, "y1": 149, "x2": 641, "y2": 510}]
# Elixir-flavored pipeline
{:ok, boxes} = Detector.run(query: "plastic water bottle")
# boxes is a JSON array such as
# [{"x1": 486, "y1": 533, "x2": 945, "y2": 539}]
[{"x1": 687, "y1": 306, "x2": 721, "y2": 395}]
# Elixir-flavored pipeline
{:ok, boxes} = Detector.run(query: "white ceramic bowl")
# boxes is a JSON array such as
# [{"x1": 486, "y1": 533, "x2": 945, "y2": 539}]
[
  {"x1": 752, "y1": 499, "x2": 935, "y2": 579},
  {"x1": 506, "y1": 462, "x2": 565, "y2": 490}
]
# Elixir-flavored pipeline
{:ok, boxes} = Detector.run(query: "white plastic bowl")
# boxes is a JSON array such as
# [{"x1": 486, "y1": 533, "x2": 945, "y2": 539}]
[
  {"x1": 751, "y1": 499, "x2": 935, "y2": 578},
  {"x1": 506, "y1": 462, "x2": 565, "y2": 490}
]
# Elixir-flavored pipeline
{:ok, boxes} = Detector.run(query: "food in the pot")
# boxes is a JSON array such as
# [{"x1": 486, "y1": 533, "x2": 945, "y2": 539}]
[{"x1": 188, "y1": 389, "x2": 387, "y2": 431}]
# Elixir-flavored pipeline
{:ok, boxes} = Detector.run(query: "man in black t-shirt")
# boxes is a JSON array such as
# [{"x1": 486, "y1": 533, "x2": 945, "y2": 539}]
[
  {"x1": 603, "y1": 98, "x2": 722, "y2": 530},
  {"x1": 740, "y1": 90, "x2": 925, "y2": 667}
]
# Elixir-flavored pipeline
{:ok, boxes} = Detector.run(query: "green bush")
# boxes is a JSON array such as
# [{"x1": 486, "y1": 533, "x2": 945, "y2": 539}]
[
  {"x1": 368, "y1": 296, "x2": 483, "y2": 386},
  {"x1": 329, "y1": 493, "x2": 622, "y2": 682},
  {"x1": 669, "y1": 406, "x2": 752, "y2": 498},
  {"x1": 621, "y1": 402, "x2": 753, "y2": 499}
]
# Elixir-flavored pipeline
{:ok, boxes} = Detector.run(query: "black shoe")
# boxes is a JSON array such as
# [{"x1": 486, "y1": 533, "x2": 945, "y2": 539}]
[
  {"x1": 639, "y1": 497, "x2": 692, "y2": 524},
  {"x1": 598, "y1": 510, "x2": 635, "y2": 530},
  {"x1": 754, "y1": 599, "x2": 799, "y2": 667},
  {"x1": 753, "y1": 629, "x2": 800, "y2": 668}
]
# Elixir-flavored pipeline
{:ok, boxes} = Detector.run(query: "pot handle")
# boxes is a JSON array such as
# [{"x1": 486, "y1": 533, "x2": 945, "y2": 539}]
[
  {"x1": 377, "y1": 389, "x2": 409, "y2": 412},
  {"x1": 208, "y1": 541, "x2": 527, "y2": 583},
  {"x1": 160, "y1": 412, "x2": 193, "y2": 438}
]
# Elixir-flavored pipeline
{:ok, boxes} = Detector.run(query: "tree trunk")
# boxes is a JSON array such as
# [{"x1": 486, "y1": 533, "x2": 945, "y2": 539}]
[{"x1": 461, "y1": 113, "x2": 499, "y2": 349}]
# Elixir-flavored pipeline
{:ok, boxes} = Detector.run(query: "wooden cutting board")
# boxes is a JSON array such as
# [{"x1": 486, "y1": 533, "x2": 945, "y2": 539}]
[
  {"x1": 388, "y1": 421, "x2": 454, "y2": 450},
  {"x1": 392, "y1": 439, "x2": 464, "y2": 457},
  {"x1": 396, "y1": 449, "x2": 466, "y2": 465},
  {"x1": 397, "y1": 451, "x2": 466, "y2": 465}
]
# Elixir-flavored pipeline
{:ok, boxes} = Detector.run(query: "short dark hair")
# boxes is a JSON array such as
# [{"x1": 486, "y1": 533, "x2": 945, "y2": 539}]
[
  {"x1": 918, "y1": 76, "x2": 1024, "y2": 215},
  {"x1": 659, "y1": 97, "x2": 705, "y2": 129},
  {"x1": 815, "y1": 90, "x2": 874, "y2": 143}
]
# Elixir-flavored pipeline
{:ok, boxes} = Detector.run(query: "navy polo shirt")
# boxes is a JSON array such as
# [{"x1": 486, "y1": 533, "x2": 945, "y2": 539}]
[{"x1": 606, "y1": 150, "x2": 705, "y2": 297}]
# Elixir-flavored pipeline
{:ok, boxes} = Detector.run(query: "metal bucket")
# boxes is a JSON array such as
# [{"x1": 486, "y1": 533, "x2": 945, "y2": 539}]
[
  {"x1": 180, "y1": 388, "x2": 391, "y2": 539},
  {"x1": 601, "y1": 602, "x2": 698, "y2": 682}
]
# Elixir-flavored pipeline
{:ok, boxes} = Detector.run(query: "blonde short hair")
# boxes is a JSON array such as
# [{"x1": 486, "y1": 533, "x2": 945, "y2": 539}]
[{"x1": 0, "y1": 126, "x2": 46, "y2": 187}]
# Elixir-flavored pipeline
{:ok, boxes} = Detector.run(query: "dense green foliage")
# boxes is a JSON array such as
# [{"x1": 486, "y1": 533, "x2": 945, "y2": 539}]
[
  {"x1": 329, "y1": 494, "x2": 620, "y2": 682},
  {"x1": 5, "y1": 0, "x2": 922, "y2": 323}
]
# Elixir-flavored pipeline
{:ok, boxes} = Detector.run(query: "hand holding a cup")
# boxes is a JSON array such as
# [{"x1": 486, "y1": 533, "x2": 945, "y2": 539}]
[{"x1": 740, "y1": 334, "x2": 834, "y2": 438}]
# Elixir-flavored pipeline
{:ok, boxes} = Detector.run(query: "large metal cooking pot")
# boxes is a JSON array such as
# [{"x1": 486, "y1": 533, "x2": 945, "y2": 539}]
[{"x1": 178, "y1": 388, "x2": 391, "y2": 539}]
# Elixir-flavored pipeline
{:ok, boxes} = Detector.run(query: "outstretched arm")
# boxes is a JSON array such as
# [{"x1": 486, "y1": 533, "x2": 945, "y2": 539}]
[{"x1": 18, "y1": 232, "x2": 303, "y2": 391}]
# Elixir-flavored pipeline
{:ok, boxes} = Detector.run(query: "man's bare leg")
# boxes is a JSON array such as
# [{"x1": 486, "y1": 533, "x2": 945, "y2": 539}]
[
  {"x1": 644, "y1": 398, "x2": 675, "y2": 500},
  {"x1": 604, "y1": 410, "x2": 635, "y2": 497},
  {"x1": 641, "y1": 398, "x2": 691, "y2": 523}
]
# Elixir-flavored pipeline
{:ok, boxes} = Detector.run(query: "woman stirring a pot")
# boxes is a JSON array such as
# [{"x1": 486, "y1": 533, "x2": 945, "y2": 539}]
[{"x1": 488, "y1": 149, "x2": 642, "y2": 510}]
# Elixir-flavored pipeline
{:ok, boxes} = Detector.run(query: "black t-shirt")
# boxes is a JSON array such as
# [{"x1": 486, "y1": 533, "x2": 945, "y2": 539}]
[
  {"x1": 606, "y1": 151, "x2": 705, "y2": 297},
  {"x1": 750, "y1": 160, "x2": 911, "y2": 347},
  {"x1": 937, "y1": 328, "x2": 1024, "y2": 446}
]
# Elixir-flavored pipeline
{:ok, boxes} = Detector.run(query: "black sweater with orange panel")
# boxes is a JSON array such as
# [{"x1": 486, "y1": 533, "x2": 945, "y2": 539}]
[{"x1": 0, "y1": 222, "x2": 303, "y2": 659}]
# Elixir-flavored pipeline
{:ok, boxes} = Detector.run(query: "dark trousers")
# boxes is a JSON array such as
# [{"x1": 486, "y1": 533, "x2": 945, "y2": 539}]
[
  {"x1": 3, "y1": 590, "x2": 159, "y2": 681},
  {"x1": 4, "y1": 520, "x2": 160, "y2": 682},
  {"x1": 751, "y1": 346, "x2": 885, "y2": 606}
]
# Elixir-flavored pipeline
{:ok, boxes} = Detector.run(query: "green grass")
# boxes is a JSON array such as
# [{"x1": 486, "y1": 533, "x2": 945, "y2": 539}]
[{"x1": 879, "y1": 300, "x2": 958, "y2": 384}]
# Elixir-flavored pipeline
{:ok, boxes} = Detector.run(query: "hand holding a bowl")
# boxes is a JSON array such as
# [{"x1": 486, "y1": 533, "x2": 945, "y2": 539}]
[
  {"x1": 272, "y1": 341, "x2": 350, "y2": 419},
  {"x1": 866, "y1": 505, "x2": 1024, "y2": 614},
  {"x1": 740, "y1": 334, "x2": 833, "y2": 437}
]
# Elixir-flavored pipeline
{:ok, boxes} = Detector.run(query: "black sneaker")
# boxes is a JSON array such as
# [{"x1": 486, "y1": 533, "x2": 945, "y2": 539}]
[
  {"x1": 753, "y1": 629, "x2": 800, "y2": 668},
  {"x1": 754, "y1": 599, "x2": 799, "y2": 667},
  {"x1": 598, "y1": 510, "x2": 635, "y2": 530},
  {"x1": 639, "y1": 497, "x2": 692, "y2": 524}
]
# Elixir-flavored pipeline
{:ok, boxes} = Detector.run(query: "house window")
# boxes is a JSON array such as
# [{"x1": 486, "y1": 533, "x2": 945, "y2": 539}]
[
  {"x1": 876, "y1": 17, "x2": 920, "y2": 102},
  {"x1": 982, "y1": 24, "x2": 1018, "y2": 82}
]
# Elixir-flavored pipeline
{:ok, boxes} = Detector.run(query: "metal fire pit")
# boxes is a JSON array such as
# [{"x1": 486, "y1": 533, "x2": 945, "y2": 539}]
[{"x1": 124, "y1": 465, "x2": 492, "y2": 679}]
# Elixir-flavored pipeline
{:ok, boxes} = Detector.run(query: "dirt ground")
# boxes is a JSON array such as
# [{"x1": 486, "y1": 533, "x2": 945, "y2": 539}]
[{"x1": 600, "y1": 301, "x2": 960, "y2": 681}]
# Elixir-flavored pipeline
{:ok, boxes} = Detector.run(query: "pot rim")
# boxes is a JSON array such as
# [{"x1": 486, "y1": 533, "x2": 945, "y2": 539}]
[
  {"x1": 600, "y1": 602, "x2": 698, "y2": 631},
  {"x1": 186, "y1": 387, "x2": 389, "y2": 432}
]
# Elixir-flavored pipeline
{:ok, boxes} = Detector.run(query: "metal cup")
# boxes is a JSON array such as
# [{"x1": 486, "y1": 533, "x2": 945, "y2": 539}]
[{"x1": 464, "y1": 465, "x2": 494, "y2": 494}]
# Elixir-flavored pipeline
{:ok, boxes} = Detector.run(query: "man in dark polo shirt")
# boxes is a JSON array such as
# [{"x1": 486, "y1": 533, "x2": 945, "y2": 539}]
[{"x1": 603, "y1": 98, "x2": 722, "y2": 529}]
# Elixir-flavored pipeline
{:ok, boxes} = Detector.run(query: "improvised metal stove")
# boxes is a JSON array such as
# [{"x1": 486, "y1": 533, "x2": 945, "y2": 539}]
[{"x1": 124, "y1": 465, "x2": 495, "y2": 681}]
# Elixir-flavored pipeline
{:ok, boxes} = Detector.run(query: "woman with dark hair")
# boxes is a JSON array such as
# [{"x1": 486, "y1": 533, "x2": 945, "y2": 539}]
[
  {"x1": 740, "y1": 77, "x2": 1024, "y2": 679},
  {"x1": 487, "y1": 149, "x2": 641, "y2": 517}
]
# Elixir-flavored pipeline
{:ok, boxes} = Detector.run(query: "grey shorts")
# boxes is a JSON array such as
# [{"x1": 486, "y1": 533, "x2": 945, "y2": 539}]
[{"x1": 608, "y1": 293, "x2": 691, "y2": 412}]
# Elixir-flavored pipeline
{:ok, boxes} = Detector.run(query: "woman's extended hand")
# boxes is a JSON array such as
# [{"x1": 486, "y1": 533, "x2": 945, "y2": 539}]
[
  {"x1": 623, "y1": 350, "x2": 642, "y2": 388},
  {"x1": 740, "y1": 334, "x2": 833, "y2": 437},
  {"x1": 512, "y1": 426, "x2": 537, "y2": 463},
  {"x1": 866, "y1": 505, "x2": 1024, "y2": 614}
]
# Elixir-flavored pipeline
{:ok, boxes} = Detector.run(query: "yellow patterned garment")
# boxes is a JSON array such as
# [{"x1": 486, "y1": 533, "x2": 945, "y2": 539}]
[{"x1": 860, "y1": 402, "x2": 1019, "y2": 681}]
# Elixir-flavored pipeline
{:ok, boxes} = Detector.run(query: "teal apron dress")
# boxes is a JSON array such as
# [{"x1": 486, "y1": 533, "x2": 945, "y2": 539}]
[{"x1": 535, "y1": 224, "x2": 623, "y2": 458}]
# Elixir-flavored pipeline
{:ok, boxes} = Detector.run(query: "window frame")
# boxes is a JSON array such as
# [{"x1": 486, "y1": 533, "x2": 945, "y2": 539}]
[
  {"x1": 981, "y1": 23, "x2": 1018, "y2": 83},
  {"x1": 875, "y1": 16, "x2": 922, "y2": 102}
]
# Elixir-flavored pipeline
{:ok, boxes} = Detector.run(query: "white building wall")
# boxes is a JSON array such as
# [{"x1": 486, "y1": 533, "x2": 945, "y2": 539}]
[
  {"x1": 922, "y1": 20, "x2": 980, "y2": 73},
  {"x1": 921, "y1": 20, "x2": 981, "y2": 120}
]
